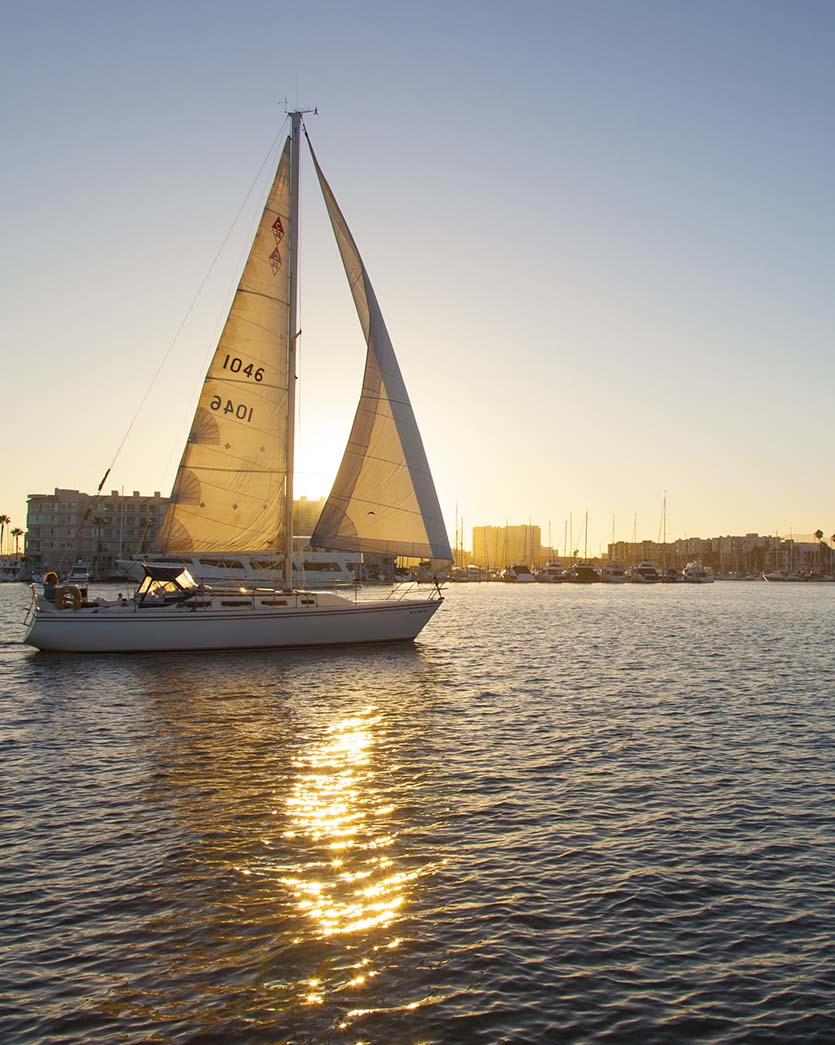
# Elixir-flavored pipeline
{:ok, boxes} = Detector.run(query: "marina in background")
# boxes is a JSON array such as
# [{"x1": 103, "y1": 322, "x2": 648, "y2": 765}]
[{"x1": 3, "y1": 494, "x2": 834, "y2": 586}]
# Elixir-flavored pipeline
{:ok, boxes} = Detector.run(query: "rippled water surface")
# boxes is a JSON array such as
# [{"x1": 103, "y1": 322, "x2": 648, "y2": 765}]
[{"x1": 2, "y1": 581, "x2": 834, "y2": 1043}]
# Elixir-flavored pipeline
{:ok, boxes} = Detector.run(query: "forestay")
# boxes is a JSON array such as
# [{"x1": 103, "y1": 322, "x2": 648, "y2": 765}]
[
  {"x1": 158, "y1": 139, "x2": 293, "y2": 555},
  {"x1": 308, "y1": 140, "x2": 452, "y2": 565}
]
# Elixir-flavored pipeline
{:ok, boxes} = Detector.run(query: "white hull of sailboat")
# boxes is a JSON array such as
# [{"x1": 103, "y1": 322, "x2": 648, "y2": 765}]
[{"x1": 25, "y1": 594, "x2": 442, "y2": 653}]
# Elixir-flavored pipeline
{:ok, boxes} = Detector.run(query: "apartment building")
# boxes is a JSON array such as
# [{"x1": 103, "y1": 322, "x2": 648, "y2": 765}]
[
  {"x1": 25, "y1": 489, "x2": 169, "y2": 577},
  {"x1": 25, "y1": 489, "x2": 348, "y2": 578}
]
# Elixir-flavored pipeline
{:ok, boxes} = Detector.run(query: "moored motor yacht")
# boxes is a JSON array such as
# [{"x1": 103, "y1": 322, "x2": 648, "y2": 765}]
[
  {"x1": 566, "y1": 561, "x2": 600, "y2": 583},
  {"x1": 683, "y1": 561, "x2": 714, "y2": 583},
  {"x1": 629, "y1": 560, "x2": 660, "y2": 583},
  {"x1": 599, "y1": 561, "x2": 627, "y2": 583},
  {"x1": 536, "y1": 559, "x2": 567, "y2": 583},
  {"x1": 117, "y1": 549, "x2": 360, "y2": 588},
  {"x1": 0, "y1": 560, "x2": 23, "y2": 583},
  {"x1": 500, "y1": 563, "x2": 537, "y2": 583},
  {"x1": 59, "y1": 562, "x2": 91, "y2": 584}
]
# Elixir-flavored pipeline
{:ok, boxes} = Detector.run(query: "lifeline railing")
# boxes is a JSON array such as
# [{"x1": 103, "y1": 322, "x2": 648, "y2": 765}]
[{"x1": 22, "y1": 585, "x2": 38, "y2": 627}]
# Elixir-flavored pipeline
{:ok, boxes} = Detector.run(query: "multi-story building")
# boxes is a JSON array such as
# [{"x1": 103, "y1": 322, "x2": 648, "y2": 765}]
[
  {"x1": 607, "y1": 533, "x2": 831, "y2": 574},
  {"x1": 294, "y1": 496, "x2": 327, "y2": 539},
  {"x1": 472, "y1": 524, "x2": 542, "y2": 570},
  {"x1": 25, "y1": 488, "x2": 354, "y2": 579},
  {"x1": 25, "y1": 489, "x2": 169, "y2": 578}
]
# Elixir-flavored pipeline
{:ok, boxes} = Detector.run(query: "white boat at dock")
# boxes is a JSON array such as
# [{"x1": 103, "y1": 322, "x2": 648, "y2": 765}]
[
  {"x1": 600, "y1": 561, "x2": 628, "y2": 583},
  {"x1": 629, "y1": 560, "x2": 660, "y2": 583},
  {"x1": 500, "y1": 563, "x2": 537, "y2": 583},
  {"x1": 536, "y1": 559, "x2": 567, "y2": 583},
  {"x1": 683, "y1": 561, "x2": 714, "y2": 583},
  {"x1": 115, "y1": 549, "x2": 359, "y2": 589},
  {"x1": 566, "y1": 561, "x2": 600, "y2": 583},
  {"x1": 0, "y1": 560, "x2": 23, "y2": 583}
]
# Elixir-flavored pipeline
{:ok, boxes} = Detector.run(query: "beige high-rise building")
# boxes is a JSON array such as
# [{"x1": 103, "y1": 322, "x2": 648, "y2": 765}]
[{"x1": 472, "y1": 524, "x2": 542, "y2": 570}]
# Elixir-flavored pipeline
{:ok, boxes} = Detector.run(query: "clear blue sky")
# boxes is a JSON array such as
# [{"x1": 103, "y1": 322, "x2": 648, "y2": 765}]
[{"x1": 3, "y1": 1, "x2": 835, "y2": 553}]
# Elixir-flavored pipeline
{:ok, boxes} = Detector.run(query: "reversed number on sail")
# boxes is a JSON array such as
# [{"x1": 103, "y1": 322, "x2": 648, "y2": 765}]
[
  {"x1": 222, "y1": 355, "x2": 264, "y2": 381},
  {"x1": 209, "y1": 395, "x2": 254, "y2": 422}
]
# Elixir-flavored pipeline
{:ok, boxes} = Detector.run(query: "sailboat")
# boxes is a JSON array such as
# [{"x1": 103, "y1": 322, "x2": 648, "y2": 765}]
[
  {"x1": 25, "y1": 112, "x2": 452, "y2": 653},
  {"x1": 565, "y1": 511, "x2": 600, "y2": 583}
]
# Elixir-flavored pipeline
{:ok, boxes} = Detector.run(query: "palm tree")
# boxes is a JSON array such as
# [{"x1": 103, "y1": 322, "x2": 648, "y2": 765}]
[
  {"x1": 815, "y1": 529, "x2": 824, "y2": 574},
  {"x1": 0, "y1": 514, "x2": 9, "y2": 556},
  {"x1": 11, "y1": 527, "x2": 23, "y2": 557}
]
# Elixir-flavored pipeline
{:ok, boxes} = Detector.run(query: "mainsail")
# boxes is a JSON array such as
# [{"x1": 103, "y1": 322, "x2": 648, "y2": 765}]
[
  {"x1": 157, "y1": 139, "x2": 293, "y2": 555},
  {"x1": 308, "y1": 139, "x2": 452, "y2": 564}
]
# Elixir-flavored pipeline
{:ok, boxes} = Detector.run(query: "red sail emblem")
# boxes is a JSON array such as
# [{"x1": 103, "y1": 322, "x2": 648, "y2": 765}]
[
  {"x1": 269, "y1": 247, "x2": 282, "y2": 274},
  {"x1": 272, "y1": 216, "x2": 285, "y2": 242}
]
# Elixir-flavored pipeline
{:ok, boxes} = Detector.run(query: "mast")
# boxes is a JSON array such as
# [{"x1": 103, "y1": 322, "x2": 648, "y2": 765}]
[{"x1": 284, "y1": 111, "x2": 303, "y2": 589}]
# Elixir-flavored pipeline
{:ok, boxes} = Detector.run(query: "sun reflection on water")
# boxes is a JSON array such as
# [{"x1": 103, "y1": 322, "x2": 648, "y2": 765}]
[{"x1": 281, "y1": 707, "x2": 420, "y2": 946}]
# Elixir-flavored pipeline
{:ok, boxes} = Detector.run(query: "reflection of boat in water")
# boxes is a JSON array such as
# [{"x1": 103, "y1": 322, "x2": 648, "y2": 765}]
[
  {"x1": 599, "y1": 561, "x2": 627, "y2": 583},
  {"x1": 25, "y1": 111, "x2": 451, "y2": 652},
  {"x1": 683, "y1": 561, "x2": 714, "y2": 583},
  {"x1": 501, "y1": 563, "x2": 537, "y2": 583},
  {"x1": 629, "y1": 560, "x2": 660, "y2": 583},
  {"x1": 566, "y1": 561, "x2": 600, "y2": 583}
]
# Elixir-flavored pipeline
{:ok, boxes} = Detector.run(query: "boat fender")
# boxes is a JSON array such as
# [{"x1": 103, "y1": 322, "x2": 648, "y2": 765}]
[{"x1": 55, "y1": 585, "x2": 83, "y2": 611}]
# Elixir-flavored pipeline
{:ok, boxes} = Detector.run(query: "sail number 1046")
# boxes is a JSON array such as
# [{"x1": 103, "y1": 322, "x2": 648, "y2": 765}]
[
  {"x1": 209, "y1": 395, "x2": 253, "y2": 423},
  {"x1": 222, "y1": 355, "x2": 264, "y2": 381}
]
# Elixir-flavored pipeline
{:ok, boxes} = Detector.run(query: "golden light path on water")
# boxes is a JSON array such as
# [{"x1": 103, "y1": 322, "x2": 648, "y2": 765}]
[{"x1": 274, "y1": 705, "x2": 430, "y2": 1017}]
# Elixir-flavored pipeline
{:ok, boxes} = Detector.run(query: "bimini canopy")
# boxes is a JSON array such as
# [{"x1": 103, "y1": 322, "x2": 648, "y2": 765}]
[{"x1": 141, "y1": 563, "x2": 197, "y2": 586}]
